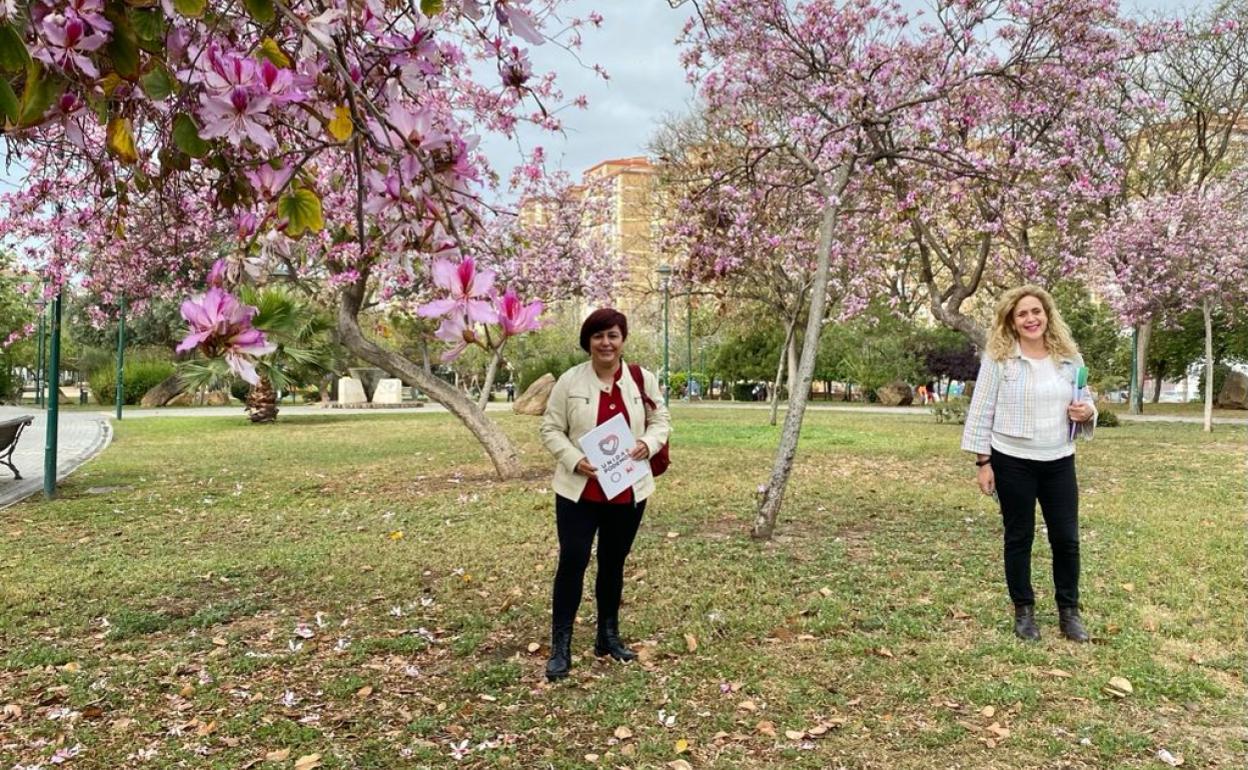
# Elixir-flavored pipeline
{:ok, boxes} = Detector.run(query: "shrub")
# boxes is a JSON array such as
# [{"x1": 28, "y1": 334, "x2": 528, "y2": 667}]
[
  {"x1": 516, "y1": 352, "x2": 584, "y2": 392},
  {"x1": 90, "y1": 361, "x2": 176, "y2": 405},
  {"x1": 931, "y1": 397, "x2": 968, "y2": 424},
  {"x1": 1096, "y1": 409, "x2": 1120, "y2": 428}
]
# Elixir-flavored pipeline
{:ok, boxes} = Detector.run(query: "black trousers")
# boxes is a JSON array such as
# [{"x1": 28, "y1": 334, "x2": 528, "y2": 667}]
[
  {"x1": 991, "y1": 450, "x2": 1081, "y2": 608},
  {"x1": 551, "y1": 495, "x2": 645, "y2": 629}
]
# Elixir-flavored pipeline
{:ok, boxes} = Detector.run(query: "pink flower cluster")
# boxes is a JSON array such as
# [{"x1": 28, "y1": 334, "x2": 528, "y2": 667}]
[
  {"x1": 177, "y1": 263, "x2": 276, "y2": 384},
  {"x1": 417, "y1": 257, "x2": 543, "y2": 361}
]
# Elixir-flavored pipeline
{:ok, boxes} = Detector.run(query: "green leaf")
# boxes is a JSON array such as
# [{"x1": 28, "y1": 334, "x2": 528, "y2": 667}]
[
  {"x1": 140, "y1": 64, "x2": 177, "y2": 100},
  {"x1": 278, "y1": 188, "x2": 324, "y2": 238},
  {"x1": 243, "y1": 0, "x2": 276, "y2": 25},
  {"x1": 105, "y1": 7, "x2": 141, "y2": 80},
  {"x1": 0, "y1": 24, "x2": 31, "y2": 73},
  {"x1": 172, "y1": 112, "x2": 211, "y2": 158},
  {"x1": 420, "y1": 0, "x2": 445, "y2": 16},
  {"x1": 128, "y1": 8, "x2": 166, "y2": 51},
  {"x1": 0, "y1": 78, "x2": 18, "y2": 123},
  {"x1": 17, "y1": 64, "x2": 64, "y2": 127},
  {"x1": 172, "y1": 0, "x2": 207, "y2": 18},
  {"x1": 257, "y1": 37, "x2": 290, "y2": 68}
]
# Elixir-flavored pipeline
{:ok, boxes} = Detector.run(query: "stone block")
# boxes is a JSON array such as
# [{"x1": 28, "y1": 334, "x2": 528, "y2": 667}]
[
  {"x1": 338, "y1": 377, "x2": 367, "y2": 405},
  {"x1": 373, "y1": 378, "x2": 403, "y2": 404}
]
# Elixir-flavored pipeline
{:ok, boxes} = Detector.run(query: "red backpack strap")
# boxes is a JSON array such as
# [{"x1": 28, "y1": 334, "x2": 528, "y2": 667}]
[{"x1": 628, "y1": 364, "x2": 655, "y2": 410}]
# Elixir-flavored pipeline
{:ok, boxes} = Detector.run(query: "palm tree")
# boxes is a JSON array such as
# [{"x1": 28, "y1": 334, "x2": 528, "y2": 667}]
[{"x1": 179, "y1": 287, "x2": 336, "y2": 423}]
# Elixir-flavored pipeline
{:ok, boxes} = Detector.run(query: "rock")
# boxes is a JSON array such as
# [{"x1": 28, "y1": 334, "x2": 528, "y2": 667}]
[
  {"x1": 876, "y1": 381, "x2": 914, "y2": 406},
  {"x1": 513, "y1": 374, "x2": 556, "y2": 416},
  {"x1": 166, "y1": 391, "x2": 194, "y2": 407},
  {"x1": 204, "y1": 389, "x2": 232, "y2": 406},
  {"x1": 338, "y1": 377, "x2": 367, "y2": 405},
  {"x1": 372, "y1": 378, "x2": 403, "y2": 404},
  {"x1": 140, "y1": 373, "x2": 184, "y2": 407},
  {"x1": 1215, "y1": 370, "x2": 1248, "y2": 410}
]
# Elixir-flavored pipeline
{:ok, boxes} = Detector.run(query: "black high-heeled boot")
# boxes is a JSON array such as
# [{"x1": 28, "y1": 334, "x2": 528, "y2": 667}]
[
  {"x1": 594, "y1": 616, "x2": 636, "y2": 662},
  {"x1": 545, "y1": 624, "x2": 573, "y2": 681}
]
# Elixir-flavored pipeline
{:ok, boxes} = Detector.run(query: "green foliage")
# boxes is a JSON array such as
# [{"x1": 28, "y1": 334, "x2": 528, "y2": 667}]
[
  {"x1": 711, "y1": 322, "x2": 784, "y2": 383},
  {"x1": 277, "y1": 188, "x2": 324, "y2": 237},
  {"x1": 516, "y1": 351, "x2": 583, "y2": 392},
  {"x1": 1096, "y1": 409, "x2": 1120, "y2": 428},
  {"x1": 90, "y1": 360, "x2": 175, "y2": 405},
  {"x1": 1052, "y1": 280, "x2": 1128, "y2": 384},
  {"x1": 668, "y1": 371, "x2": 707, "y2": 395},
  {"x1": 1198, "y1": 362, "x2": 1232, "y2": 402},
  {"x1": 930, "y1": 397, "x2": 968, "y2": 424}
]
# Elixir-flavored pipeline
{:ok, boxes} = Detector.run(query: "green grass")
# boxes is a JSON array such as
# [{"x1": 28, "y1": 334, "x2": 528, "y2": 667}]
[{"x1": 0, "y1": 408, "x2": 1243, "y2": 768}]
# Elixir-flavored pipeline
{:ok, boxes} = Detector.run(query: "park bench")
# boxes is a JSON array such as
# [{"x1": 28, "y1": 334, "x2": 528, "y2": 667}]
[{"x1": 0, "y1": 415, "x2": 34, "y2": 480}]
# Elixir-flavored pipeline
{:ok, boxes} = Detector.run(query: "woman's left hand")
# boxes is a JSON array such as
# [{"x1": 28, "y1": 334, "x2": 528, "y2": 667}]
[
  {"x1": 1067, "y1": 401, "x2": 1095, "y2": 423},
  {"x1": 629, "y1": 440, "x2": 650, "y2": 460}
]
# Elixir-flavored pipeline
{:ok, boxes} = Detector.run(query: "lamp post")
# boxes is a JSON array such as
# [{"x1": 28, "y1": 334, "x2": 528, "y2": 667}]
[
  {"x1": 657, "y1": 264, "x2": 672, "y2": 406},
  {"x1": 685, "y1": 289, "x2": 693, "y2": 401},
  {"x1": 115, "y1": 296, "x2": 126, "y2": 420},
  {"x1": 44, "y1": 290, "x2": 63, "y2": 500},
  {"x1": 35, "y1": 298, "x2": 46, "y2": 408}
]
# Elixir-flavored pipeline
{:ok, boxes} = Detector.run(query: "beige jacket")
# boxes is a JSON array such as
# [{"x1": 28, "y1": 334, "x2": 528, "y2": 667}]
[{"x1": 539, "y1": 361, "x2": 671, "y2": 503}]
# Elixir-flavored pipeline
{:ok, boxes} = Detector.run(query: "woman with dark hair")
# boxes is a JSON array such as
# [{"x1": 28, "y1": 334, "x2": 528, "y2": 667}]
[{"x1": 538, "y1": 308, "x2": 670, "y2": 681}]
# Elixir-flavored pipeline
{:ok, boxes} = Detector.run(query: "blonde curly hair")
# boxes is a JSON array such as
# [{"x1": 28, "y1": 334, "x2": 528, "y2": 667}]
[{"x1": 986, "y1": 285, "x2": 1079, "y2": 362}]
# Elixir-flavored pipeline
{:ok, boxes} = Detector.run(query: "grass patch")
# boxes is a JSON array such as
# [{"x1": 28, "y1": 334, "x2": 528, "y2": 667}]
[{"x1": 0, "y1": 408, "x2": 1242, "y2": 768}]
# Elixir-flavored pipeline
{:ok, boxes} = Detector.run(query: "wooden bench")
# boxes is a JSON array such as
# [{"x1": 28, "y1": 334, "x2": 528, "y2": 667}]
[{"x1": 0, "y1": 415, "x2": 34, "y2": 480}]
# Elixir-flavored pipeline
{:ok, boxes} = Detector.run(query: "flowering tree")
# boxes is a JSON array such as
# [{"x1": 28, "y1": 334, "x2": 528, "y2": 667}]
[
  {"x1": 680, "y1": 0, "x2": 1139, "y2": 538},
  {"x1": 1091, "y1": 185, "x2": 1248, "y2": 432},
  {"x1": 0, "y1": 0, "x2": 608, "y2": 478}
]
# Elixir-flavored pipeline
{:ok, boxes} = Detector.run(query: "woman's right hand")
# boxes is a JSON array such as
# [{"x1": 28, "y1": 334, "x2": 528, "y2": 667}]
[
  {"x1": 977, "y1": 463, "x2": 995, "y2": 497},
  {"x1": 575, "y1": 458, "x2": 598, "y2": 477}
]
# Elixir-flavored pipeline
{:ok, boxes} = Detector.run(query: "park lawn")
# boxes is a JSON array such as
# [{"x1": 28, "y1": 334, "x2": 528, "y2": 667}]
[{"x1": 0, "y1": 409, "x2": 1243, "y2": 769}]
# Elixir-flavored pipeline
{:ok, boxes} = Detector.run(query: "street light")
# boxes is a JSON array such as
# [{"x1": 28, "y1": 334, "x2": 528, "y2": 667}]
[
  {"x1": 656, "y1": 263, "x2": 672, "y2": 406},
  {"x1": 43, "y1": 289, "x2": 63, "y2": 499},
  {"x1": 34, "y1": 293, "x2": 47, "y2": 409},
  {"x1": 685, "y1": 286, "x2": 693, "y2": 401},
  {"x1": 115, "y1": 296, "x2": 126, "y2": 420}
]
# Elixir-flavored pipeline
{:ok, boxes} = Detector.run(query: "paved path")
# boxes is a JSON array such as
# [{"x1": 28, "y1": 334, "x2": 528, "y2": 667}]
[{"x1": 0, "y1": 406, "x2": 112, "y2": 510}]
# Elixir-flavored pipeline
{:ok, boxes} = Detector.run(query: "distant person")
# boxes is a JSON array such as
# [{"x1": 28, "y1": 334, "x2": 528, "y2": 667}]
[
  {"x1": 916, "y1": 383, "x2": 929, "y2": 405},
  {"x1": 505, "y1": 381, "x2": 515, "y2": 402},
  {"x1": 539, "y1": 308, "x2": 671, "y2": 682},
  {"x1": 927, "y1": 380, "x2": 940, "y2": 403},
  {"x1": 961, "y1": 285, "x2": 1097, "y2": 643}
]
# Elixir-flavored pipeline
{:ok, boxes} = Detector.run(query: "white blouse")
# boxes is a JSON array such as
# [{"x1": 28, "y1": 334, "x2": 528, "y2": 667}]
[{"x1": 990, "y1": 355, "x2": 1075, "y2": 461}]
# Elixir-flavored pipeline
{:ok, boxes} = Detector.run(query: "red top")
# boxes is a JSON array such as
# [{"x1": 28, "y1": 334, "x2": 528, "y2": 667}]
[{"x1": 580, "y1": 365, "x2": 634, "y2": 504}]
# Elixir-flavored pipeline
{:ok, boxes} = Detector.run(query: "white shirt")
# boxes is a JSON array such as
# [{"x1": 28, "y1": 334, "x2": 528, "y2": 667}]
[{"x1": 991, "y1": 355, "x2": 1074, "y2": 461}]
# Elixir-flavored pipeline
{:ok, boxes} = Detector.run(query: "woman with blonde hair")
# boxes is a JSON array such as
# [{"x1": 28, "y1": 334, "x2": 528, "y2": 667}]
[{"x1": 962, "y1": 285, "x2": 1097, "y2": 642}]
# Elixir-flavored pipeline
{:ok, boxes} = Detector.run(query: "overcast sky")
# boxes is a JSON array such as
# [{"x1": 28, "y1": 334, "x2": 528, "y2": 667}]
[{"x1": 480, "y1": 0, "x2": 1218, "y2": 186}]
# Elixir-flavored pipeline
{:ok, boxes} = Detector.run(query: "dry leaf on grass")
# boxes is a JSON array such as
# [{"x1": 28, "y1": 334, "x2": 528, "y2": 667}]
[
  {"x1": 684, "y1": 633, "x2": 698, "y2": 653},
  {"x1": 1104, "y1": 676, "x2": 1133, "y2": 698},
  {"x1": 737, "y1": 700, "x2": 757, "y2": 712},
  {"x1": 614, "y1": 725, "x2": 633, "y2": 740},
  {"x1": 668, "y1": 761, "x2": 693, "y2": 770},
  {"x1": 584, "y1": 753, "x2": 599, "y2": 762},
  {"x1": 1043, "y1": 668, "x2": 1072, "y2": 679},
  {"x1": 674, "y1": 738, "x2": 689, "y2": 753},
  {"x1": 356, "y1": 685, "x2": 373, "y2": 698},
  {"x1": 784, "y1": 729, "x2": 806, "y2": 740},
  {"x1": 264, "y1": 748, "x2": 290, "y2": 761},
  {"x1": 293, "y1": 753, "x2": 322, "y2": 770},
  {"x1": 756, "y1": 720, "x2": 776, "y2": 736},
  {"x1": 875, "y1": 647, "x2": 894, "y2": 659},
  {"x1": 980, "y1": 705, "x2": 996, "y2": 718},
  {"x1": 1157, "y1": 748, "x2": 1185, "y2": 767}
]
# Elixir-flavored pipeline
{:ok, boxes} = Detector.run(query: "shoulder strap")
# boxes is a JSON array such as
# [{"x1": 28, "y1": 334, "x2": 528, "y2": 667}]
[{"x1": 628, "y1": 364, "x2": 656, "y2": 410}]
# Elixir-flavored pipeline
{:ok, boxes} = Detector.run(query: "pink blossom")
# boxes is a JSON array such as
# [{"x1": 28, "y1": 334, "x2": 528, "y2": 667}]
[
  {"x1": 177, "y1": 287, "x2": 276, "y2": 384},
  {"x1": 199, "y1": 87, "x2": 276, "y2": 150},
  {"x1": 495, "y1": 288, "x2": 543, "y2": 337},
  {"x1": 34, "y1": 11, "x2": 109, "y2": 77},
  {"x1": 418, "y1": 257, "x2": 498, "y2": 323},
  {"x1": 433, "y1": 314, "x2": 475, "y2": 362},
  {"x1": 245, "y1": 162, "x2": 295, "y2": 199}
]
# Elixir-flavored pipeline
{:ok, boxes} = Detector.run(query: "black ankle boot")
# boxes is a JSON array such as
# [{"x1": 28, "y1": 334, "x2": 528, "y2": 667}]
[
  {"x1": 545, "y1": 624, "x2": 573, "y2": 681},
  {"x1": 594, "y1": 616, "x2": 636, "y2": 662},
  {"x1": 1058, "y1": 606, "x2": 1090, "y2": 643},
  {"x1": 1013, "y1": 604, "x2": 1040, "y2": 641}
]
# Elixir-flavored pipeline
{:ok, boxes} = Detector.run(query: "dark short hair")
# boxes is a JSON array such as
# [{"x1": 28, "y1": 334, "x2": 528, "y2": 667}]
[{"x1": 579, "y1": 308, "x2": 628, "y2": 352}]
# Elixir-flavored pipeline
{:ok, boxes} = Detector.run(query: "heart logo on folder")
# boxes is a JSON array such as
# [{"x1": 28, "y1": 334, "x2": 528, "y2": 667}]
[{"x1": 598, "y1": 434, "x2": 620, "y2": 455}]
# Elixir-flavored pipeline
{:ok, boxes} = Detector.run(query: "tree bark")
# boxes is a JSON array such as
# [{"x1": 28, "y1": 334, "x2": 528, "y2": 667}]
[
  {"x1": 752, "y1": 166, "x2": 850, "y2": 539},
  {"x1": 1151, "y1": 364, "x2": 1163, "y2": 404},
  {"x1": 786, "y1": 329, "x2": 799, "y2": 400},
  {"x1": 337, "y1": 279, "x2": 523, "y2": 479},
  {"x1": 769, "y1": 318, "x2": 797, "y2": 427},
  {"x1": 477, "y1": 347, "x2": 504, "y2": 411},
  {"x1": 1131, "y1": 321, "x2": 1151, "y2": 415},
  {"x1": 1203, "y1": 298, "x2": 1214, "y2": 433},
  {"x1": 246, "y1": 376, "x2": 279, "y2": 423}
]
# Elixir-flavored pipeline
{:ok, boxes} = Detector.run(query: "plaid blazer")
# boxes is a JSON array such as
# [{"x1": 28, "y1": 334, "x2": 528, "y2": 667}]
[{"x1": 961, "y1": 347, "x2": 1097, "y2": 455}]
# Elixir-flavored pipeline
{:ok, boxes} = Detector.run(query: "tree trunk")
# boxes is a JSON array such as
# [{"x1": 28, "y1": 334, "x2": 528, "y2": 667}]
[
  {"x1": 752, "y1": 167, "x2": 849, "y2": 539},
  {"x1": 786, "y1": 329, "x2": 799, "y2": 400},
  {"x1": 769, "y1": 319, "x2": 796, "y2": 426},
  {"x1": 477, "y1": 347, "x2": 504, "y2": 411},
  {"x1": 1203, "y1": 298, "x2": 1214, "y2": 433},
  {"x1": 337, "y1": 279, "x2": 523, "y2": 479},
  {"x1": 1150, "y1": 364, "x2": 1163, "y2": 404},
  {"x1": 1131, "y1": 321, "x2": 1151, "y2": 415},
  {"x1": 246, "y1": 376, "x2": 279, "y2": 423}
]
